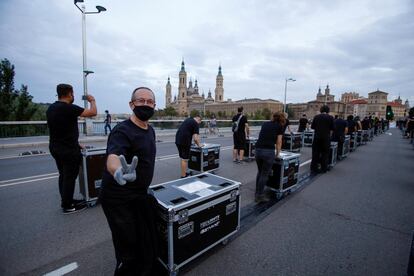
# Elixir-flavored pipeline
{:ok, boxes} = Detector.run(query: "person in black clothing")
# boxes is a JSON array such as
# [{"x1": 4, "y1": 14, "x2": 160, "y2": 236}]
[
  {"x1": 298, "y1": 114, "x2": 309, "y2": 132},
  {"x1": 47, "y1": 83, "x2": 97, "y2": 214},
  {"x1": 347, "y1": 115, "x2": 356, "y2": 133},
  {"x1": 254, "y1": 112, "x2": 285, "y2": 203},
  {"x1": 175, "y1": 115, "x2": 203, "y2": 177},
  {"x1": 283, "y1": 112, "x2": 293, "y2": 133},
  {"x1": 104, "y1": 110, "x2": 112, "y2": 135},
  {"x1": 361, "y1": 116, "x2": 371, "y2": 130},
  {"x1": 100, "y1": 87, "x2": 159, "y2": 275},
  {"x1": 232, "y1": 107, "x2": 249, "y2": 163},
  {"x1": 310, "y1": 105, "x2": 334, "y2": 174},
  {"x1": 332, "y1": 115, "x2": 348, "y2": 158}
]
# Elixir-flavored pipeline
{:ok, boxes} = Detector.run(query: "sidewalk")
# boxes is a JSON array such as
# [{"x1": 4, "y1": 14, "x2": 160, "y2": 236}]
[{"x1": 185, "y1": 128, "x2": 414, "y2": 275}]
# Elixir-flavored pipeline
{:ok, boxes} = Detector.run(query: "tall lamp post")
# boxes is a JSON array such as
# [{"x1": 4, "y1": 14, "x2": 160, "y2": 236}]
[
  {"x1": 284, "y1": 77, "x2": 296, "y2": 115},
  {"x1": 74, "y1": 0, "x2": 106, "y2": 109}
]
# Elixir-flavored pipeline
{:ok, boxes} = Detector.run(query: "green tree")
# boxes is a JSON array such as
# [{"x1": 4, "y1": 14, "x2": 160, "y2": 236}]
[
  {"x1": 14, "y1": 85, "x2": 38, "y2": 120},
  {"x1": 286, "y1": 105, "x2": 294, "y2": 119},
  {"x1": 0, "y1": 59, "x2": 18, "y2": 120},
  {"x1": 164, "y1": 106, "x2": 178, "y2": 117},
  {"x1": 190, "y1": 109, "x2": 200, "y2": 118},
  {"x1": 386, "y1": 105, "x2": 394, "y2": 120},
  {"x1": 262, "y1": 108, "x2": 271, "y2": 120}
]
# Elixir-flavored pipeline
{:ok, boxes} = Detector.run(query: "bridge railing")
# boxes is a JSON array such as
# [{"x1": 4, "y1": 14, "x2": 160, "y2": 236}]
[{"x1": 0, "y1": 119, "x2": 299, "y2": 138}]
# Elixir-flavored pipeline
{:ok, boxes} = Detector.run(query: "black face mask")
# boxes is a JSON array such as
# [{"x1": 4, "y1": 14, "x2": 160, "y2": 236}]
[{"x1": 133, "y1": 105, "x2": 154, "y2": 121}]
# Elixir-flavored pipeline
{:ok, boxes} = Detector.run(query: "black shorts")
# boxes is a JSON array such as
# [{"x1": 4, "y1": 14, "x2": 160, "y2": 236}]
[
  {"x1": 233, "y1": 132, "x2": 246, "y2": 150},
  {"x1": 176, "y1": 144, "x2": 191, "y2": 160}
]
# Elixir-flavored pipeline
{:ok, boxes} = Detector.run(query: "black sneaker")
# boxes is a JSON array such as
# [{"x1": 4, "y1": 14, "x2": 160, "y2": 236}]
[
  {"x1": 72, "y1": 199, "x2": 86, "y2": 207},
  {"x1": 62, "y1": 203, "x2": 87, "y2": 214}
]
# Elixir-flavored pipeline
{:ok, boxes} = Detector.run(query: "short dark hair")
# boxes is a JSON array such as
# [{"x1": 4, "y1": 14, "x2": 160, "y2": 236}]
[
  {"x1": 105, "y1": 110, "x2": 108, "y2": 113},
  {"x1": 320, "y1": 105, "x2": 330, "y2": 113},
  {"x1": 56, "y1": 83, "x2": 73, "y2": 98},
  {"x1": 302, "y1": 113, "x2": 307, "y2": 117},
  {"x1": 238, "y1": 106, "x2": 243, "y2": 113}
]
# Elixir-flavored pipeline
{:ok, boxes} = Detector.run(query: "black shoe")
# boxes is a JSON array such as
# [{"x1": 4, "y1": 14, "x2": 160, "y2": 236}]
[
  {"x1": 72, "y1": 199, "x2": 86, "y2": 207},
  {"x1": 255, "y1": 195, "x2": 271, "y2": 203},
  {"x1": 62, "y1": 203, "x2": 87, "y2": 214}
]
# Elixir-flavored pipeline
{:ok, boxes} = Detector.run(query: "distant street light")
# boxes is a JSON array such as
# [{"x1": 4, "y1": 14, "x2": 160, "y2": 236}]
[
  {"x1": 74, "y1": 0, "x2": 106, "y2": 109},
  {"x1": 284, "y1": 78, "x2": 296, "y2": 115}
]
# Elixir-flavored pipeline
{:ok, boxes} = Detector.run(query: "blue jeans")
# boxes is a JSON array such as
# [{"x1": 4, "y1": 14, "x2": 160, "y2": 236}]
[{"x1": 255, "y1": 148, "x2": 275, "y2": 196}]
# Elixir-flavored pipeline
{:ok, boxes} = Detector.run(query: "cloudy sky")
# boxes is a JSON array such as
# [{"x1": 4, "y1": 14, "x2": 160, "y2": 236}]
[{"x1": 0, "y1": 0, "x2": 413, "y2": 113}]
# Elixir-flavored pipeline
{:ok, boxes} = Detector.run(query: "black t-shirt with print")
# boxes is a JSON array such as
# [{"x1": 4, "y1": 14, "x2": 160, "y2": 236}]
[
  {"x1": 232, "y1": 113, "x2": 247, "y2": 134},
  {"x1": 100, "y1": 119, "x2": 156, "y2": 204}
]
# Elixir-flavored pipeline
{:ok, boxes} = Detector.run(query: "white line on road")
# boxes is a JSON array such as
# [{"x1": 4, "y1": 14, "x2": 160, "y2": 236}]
[
  {"x1": 0, "y1": 176, "x2": 59, "y2": 188},
  {"x1": 299, "y1": 159, "x2": 312, "y2": 167},
  {"x1": 43, "y1": 262, "x2": 78, "y2": 276},
  {"x1": 0, "y1": 172, "x2": 58, "y2": 184},
  {"x1": 0, "y1": 153, "x2": 50, "y2": 160}
]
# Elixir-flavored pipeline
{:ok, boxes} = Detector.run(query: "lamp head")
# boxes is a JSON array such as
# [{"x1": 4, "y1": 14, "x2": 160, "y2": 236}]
[
  {"x1": 96, "y1": 5, "x2": 107, "y2": 12},
  {"x1": 74, "y1": 0, "x2": 84, "y2": 4},
  {"x1": 83, "y1": 70, "x2": 94, "y2": 76}
]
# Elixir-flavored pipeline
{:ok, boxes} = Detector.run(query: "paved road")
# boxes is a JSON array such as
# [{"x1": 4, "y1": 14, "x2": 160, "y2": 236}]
[{"x1": 0, "y1": 128, "x2": 412, "y2": 275}]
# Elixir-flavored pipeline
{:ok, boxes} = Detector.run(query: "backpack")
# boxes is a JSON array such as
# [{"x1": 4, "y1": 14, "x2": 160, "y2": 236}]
[{"x1": 232, "y1": 115, "x2": 243, "y2": 132}]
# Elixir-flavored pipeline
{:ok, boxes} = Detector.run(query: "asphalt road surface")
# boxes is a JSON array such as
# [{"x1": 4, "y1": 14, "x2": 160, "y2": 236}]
[{"x1": 0, "y1": 128, "x2": 412, "y2": 275}]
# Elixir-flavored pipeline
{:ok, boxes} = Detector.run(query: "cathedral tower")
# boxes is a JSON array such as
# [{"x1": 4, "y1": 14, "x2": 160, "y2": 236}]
[
  {"x1": 214, "y1": 65, "x2": 224, "y2": 102},
  {"x1": 165, "y1": 77, "x2": 172, "y2": 107},
  {"x1": 178, "y1": 60, "x2": 187, "y2": 100}
]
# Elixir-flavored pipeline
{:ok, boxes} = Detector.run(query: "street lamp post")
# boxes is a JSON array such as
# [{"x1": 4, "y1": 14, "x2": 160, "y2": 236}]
[
  {"x1": 74, "y1": 0, "x2": 106, "y2": 109},
  {"x1": 284, "y1": 77, "x2": 296, "y2": 114}
]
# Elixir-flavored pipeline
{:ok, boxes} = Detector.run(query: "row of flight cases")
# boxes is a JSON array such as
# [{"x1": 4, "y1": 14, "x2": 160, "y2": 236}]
[
  {"x1": 78, "y1": 126, "x2": 382, "y2": 275},
  {"x1": 78, "y1": 138, "x2": 302, "y2": 275}
]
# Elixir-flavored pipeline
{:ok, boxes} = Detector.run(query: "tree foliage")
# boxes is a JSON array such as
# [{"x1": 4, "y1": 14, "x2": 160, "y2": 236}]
[{"x1": 0, "y1": 58, "x2": 39, "y2": 121}]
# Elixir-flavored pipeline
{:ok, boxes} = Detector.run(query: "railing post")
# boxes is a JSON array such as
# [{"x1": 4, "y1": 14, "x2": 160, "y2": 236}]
[{"x1": 85, "y1": 118, "x2": 94, "y2": 136}]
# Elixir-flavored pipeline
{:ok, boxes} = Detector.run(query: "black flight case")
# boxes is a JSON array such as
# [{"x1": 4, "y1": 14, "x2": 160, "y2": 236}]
[
  {"x1": 303, "y1": 130, "x2": 314, "y2": 146},
  {"x1": 350, "y1": 132, "x2": 357, "y2": 152},
  {"x1": 266, "y1": 151, "x2": 300, "y2": 199},
  {"x1": 338, "y1": 135, "x2": 350, "y2": 160},
  {"x1": 282, "y1": 132, "x2": 302, "y2": 152},
  {"x1": 78, "y1": 148, "x2": 106, "y2": 206},
  {"x1": 329, "y1": 142, "x2": 338, "y2": 168},
  {"x1": 243, "y1": 136, "x2": 257, "y2": 161},
  {"x1": 150, "y1": 173, "x2": 241, "y2": 275},
  {"x1": 361, "y1": 130, "x2": 369, "y2": 145},
  {"x1": 188, "y1": 143, "x2": 220, "y2": 174},
  {"x1": 356, "y1": 130, "x2": 362, "y2": 146}
]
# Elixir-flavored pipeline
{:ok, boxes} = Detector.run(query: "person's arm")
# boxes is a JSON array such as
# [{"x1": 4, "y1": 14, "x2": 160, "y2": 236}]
[
  {"x1": 80, "y1": 94, "x2": 97, "y2": 117},
  {"x1": 193, "y1": 133, "x2": 202, "y2": 147},
  {"x1": 344, "y1": 127, "x2": 348, "y2": 135},
  {"x1": 287, "y1": 125, "x2": 293, "y2": 133},
  {"x1": 245, "y1": 123, "x2": 249, "y2": 137},
  {"x1": 275, "y1": 134, "x2": 282, "y2": 157},
  {"x1": 107, "y1": 154, "x2": 122, "y2": 176}
]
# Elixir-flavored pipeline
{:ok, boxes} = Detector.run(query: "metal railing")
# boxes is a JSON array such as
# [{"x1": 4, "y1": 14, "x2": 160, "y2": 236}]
[{"x1": 0, "y1": 119, "x2": 299, "y2": 138}]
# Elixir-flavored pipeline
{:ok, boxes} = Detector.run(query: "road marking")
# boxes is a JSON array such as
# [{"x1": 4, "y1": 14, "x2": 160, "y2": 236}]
[
  {"x1": 299, "y1": 159, "x2": 312, "y2": 167},
  {"x1": 0, "y1": 153, "x2": 50, "y2": 160},
  {"x1": 0, "y1": 172, "x2": 58, "y2": 184},
  {"x1": 0, "y1": 176, "x2": 59, "y2": 188},
  {"x1": 44, "y1": 262, "x2": 78, "y2": 276}
]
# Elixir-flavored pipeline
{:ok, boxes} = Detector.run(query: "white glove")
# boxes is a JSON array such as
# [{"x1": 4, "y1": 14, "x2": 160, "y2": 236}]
[{"x1": 113, "y1": 155, "x2": 138, "y2": 185}]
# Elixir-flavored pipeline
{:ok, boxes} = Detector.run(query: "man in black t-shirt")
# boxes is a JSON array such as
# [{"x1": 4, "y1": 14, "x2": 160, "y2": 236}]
[
  {"x1": 100, "y1": 87, "x2": 158, "y2": 275},
  {"x1": 310, "y1": 105, "x2": 334, "y2": 174},
  {"x1": 175, "y1": 115, "x2": 203, "y2": 177},
  {"x1": 232, "y1": 106, "x2": 249, "y2": 163},
  {"x1": 47, "y1": 83, "x2": 97, "y2": 214},
  {"x1": 298, "y1": 114, "x2": 309, "y2": 132}
]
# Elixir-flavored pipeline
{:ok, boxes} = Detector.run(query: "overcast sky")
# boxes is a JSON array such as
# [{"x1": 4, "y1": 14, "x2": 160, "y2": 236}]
[{"x1": 0, "y1": 0, "x2": 413, "y2": 113}]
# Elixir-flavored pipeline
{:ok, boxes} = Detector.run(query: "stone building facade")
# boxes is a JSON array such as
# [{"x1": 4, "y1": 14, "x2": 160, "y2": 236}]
[
  {"x1": 367, "y1": 90, "x2": 388, "y2": 118},
  {"x1": 288, "y1": 85, "x2": 346, "y2": 119},
  {"x1": 165, "y1": 61, "x2": 283, "y2": 117}
]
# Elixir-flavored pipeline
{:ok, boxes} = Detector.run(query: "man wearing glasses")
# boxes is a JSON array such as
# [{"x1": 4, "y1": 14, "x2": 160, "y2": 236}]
[{"x1": 100, "y1": 87, "x2": 158, "y2": 275}]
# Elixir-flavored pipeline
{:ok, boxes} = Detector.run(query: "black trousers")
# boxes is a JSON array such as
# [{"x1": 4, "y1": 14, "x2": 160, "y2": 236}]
[
  {"x1": 311, "y1": 138, "x2": 330, "y2": 172},
  {"x1": 101, "y1": 195, "x2": 159, "y2": 276},
  {"x1": 50, "y1": 149, "x2": 81, "y2": 208}
]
